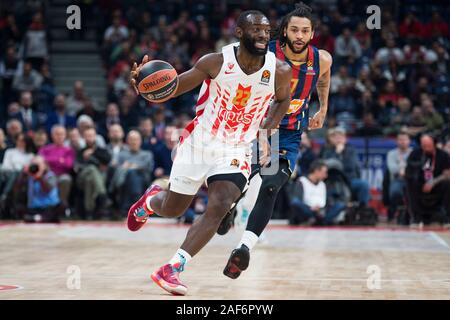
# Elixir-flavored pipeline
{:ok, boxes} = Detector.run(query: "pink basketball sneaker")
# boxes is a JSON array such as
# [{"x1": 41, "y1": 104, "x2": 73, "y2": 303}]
[
  {"x1": 127, "y1": 185, "x2": 162, "y2": 232},
  {"x1": 151, "y1": 264, "x2": 188, "y2": 296}
]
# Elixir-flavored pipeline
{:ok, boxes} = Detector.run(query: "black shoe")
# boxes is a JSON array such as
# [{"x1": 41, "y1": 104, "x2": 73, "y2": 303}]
[
  {"x1": 223, "y1": 245, "x2": 250, "y2": 279},
  {"x1": 217, "y1": 208, "x2": 236, "y2": 235}
]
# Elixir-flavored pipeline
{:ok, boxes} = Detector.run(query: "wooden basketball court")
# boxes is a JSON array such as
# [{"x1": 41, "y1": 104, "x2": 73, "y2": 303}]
[{"x1": 1, "y1": 220, "x2": 450, "y2": 299}]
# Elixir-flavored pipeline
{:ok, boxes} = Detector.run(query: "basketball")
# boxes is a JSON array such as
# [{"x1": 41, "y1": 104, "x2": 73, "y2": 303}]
[{"x1": 137, "y1": 60, "x2": 179, "y2": 103}]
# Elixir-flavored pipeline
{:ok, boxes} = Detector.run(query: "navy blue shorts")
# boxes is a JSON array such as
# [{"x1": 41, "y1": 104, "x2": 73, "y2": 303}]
[
  {"x1": 275, "y1": 128, "x2": 303, "y2": 173},
  {"x1": 252, "y1": 129, "x2": 303, "y2": 173}
]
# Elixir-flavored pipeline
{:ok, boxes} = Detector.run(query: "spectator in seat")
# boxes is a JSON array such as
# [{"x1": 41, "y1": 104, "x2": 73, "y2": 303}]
[
  {"x1": 113, "y1": 130, "x2": 154, "y2": 215},
  {"x1": 422, "y1": 98, "x2": 444, "y2": 135},
  {"x1": 375, "y1": 38, "x2": 405, "y2": 66},
  {"x1": 405, "y1": 133, "x2": 450, "y2": 227},
  {"x1": 296, "y1": 132, "x2": 317, "y2": 177},
  {"x1": 152, "y1": 125, "x2": 176, "y2": 179},
  {"x1": 289, "y1": 160, "x2": 346, "y2": 226},
  {"x1": 106, "y1": 124, "x2": 126, "y2": 166},
  {"x1": 75, "y1": 127, "x2": 111, "y2": 218},
  {"x1": 215, "y1": 27, "x2": 238, "y2": 53},
  {"x1": 66, "y1": 81, "x2": 90, "y2": 117},
  {"x1": 1, "y1": 133, "x2": 36, "y2": 171},
  {"x1": 1, "y1": 133, "x2": 36, "y2": 208},
  {"x1": 39, "y1": 125, "x2": 75, "y2": 208},
  {"x1": 46, "y1": 94, "x2": 76, "y2": 134},
  {"x1": 66, "y1": 127, "x2": 83, "y2": 152},
  {"x1": 386, "y1": 132, "x2": 412, "y2": 222},
  {"x1": 139, "y1": 117, "x2": 157, "y2": 152},
  {"x1": 321, "y1": 127, "x2": 370, "y2": 208},
  {"x1": 103, "y1": 13, "x2": 129, "y2": 48},
  {"x1": 310, "y1": 24, "x2": 335, "y2": 55},
  {"x1": 33, "y1": 128, "x2": 48, "y2": 151},
  {"x1": 98, "y1": 102, "x2": 121, "y2": 138},
  {"x1": 15, "y1": 155, "x2": 61, "y2": 223},
  {"x1": 334, "y1": 27, "x2": 361, "y2": 68},
  {"x1": 424, "y1": 11, "x2": 449, "y2": 40},
  {"x1": 76, "y1": 115, "x2": 106, "y2": 148},
  {"x1": 399, "y1": 12, "x2": 424, "y2": 40},
  {"x1": 5, "y1": 119, "x2": 23, "y2": 148},
  {"x1": 12, "y1": 91, "x2": 41, "y2": 132},
  {"x1": 23, "y1": 11, "x2": 48, "y2": 71},
  {"x1": 0, "y1": 45, "x2": 20, "y2": 107},
  {"x1": 12, "y1": 61, "x2": 43, "y2": 94}
]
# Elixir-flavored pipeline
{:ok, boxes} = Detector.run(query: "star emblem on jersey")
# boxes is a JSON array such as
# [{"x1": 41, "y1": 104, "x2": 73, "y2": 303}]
[{"x1": 261, "y1": 70, "x2": 271, "y2": 83}]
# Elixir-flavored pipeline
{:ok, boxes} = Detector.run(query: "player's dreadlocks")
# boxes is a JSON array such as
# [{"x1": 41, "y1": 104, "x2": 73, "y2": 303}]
[{"x1": 276, "y1": 2, "x2": 316, "y2": 46}]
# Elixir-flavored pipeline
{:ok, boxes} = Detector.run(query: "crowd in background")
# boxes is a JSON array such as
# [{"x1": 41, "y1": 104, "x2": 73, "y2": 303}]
[{"x1": 0, "y1": 0, "x2": 449, "y2": 225}]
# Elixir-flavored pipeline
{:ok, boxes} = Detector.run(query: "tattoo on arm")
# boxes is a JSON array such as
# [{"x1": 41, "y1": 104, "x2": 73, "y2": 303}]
[{"x1": 316, "y1": 68, "x2": 330, "y2": 113}]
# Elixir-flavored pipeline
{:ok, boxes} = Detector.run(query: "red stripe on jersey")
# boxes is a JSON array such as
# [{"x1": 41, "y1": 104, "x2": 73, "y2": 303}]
[
  {"x1": 287, "y1": 46, "x2": 315, "y2": 129},
  {"x1": 179, "y1": 118, "x2": 198, "y2": 146},
  {"x1": 275, "y1": 41, "x2": 285, "y2": 60},
  {"x1": 180, "y1": 80, "x2": 211, "y2": 145},
  {"x1": 195, "y1": 79, "x2": 211, "y2": 111}
]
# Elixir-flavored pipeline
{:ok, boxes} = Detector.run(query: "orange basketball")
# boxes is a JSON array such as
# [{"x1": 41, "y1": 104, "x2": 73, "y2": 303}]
[{"x1": 137, "y1": 60, "x2": 179, "y2": 103}]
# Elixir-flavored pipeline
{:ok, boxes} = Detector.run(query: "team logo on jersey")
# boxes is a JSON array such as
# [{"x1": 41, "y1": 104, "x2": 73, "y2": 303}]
[
  {"x1": 306, "y1": 60, "x2": 315, "y2": 75},
  {"x1": 225, "y1": 63, "x2": 235, "y2": 74},
  {"x1": 261, "y1": 70, "x2": 271, "y2": 83},
  {"x1": 230, "y1": 159, "x2": 240, "y2": 167},
  {"x1": 286, "y1": 99, "x2": 306, "y2": 114}
]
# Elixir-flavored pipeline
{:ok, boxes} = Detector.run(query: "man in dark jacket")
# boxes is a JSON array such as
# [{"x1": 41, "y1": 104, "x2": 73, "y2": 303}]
[
  {"x1": 405, "y1": 133, "x2": 450, "y2": 226},
  {"x1": 75, "y1": 127, "x2": 111, "y2": 217}
]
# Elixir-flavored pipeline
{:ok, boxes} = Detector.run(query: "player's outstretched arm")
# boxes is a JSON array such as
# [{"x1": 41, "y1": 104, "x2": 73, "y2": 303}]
[
  {"x1": 129, "y1": 53, "x2": 223, "y2": 98},
  {"x1": 309, "y1": 49, "x2": 333, "y2": 130},
  {"x1": 261, "y1": 60, "x2": 292, "y2": 130}
]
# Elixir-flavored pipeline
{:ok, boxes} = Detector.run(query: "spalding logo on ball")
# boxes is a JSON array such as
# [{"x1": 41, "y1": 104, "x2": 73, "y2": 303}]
[{"x1": 137, "y1": 60, "x2": 179, "y2": 103}]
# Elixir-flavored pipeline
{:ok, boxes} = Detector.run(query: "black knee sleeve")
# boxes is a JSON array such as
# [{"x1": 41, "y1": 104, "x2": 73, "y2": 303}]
[
  {"x1": 246, "y1": 160, "x2": 291, "y2": 236},
  {"x1": 260, "y1": 160, "x2": 291, "y2": 197}
]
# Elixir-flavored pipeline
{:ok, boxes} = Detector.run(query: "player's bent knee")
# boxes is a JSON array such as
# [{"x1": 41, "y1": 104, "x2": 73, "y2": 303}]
[{"x1": 205, "y1": 198, "x2": 236, "y2": 222}]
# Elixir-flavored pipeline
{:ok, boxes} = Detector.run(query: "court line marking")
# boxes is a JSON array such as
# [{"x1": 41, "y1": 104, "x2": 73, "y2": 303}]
[
  {"x1": 1, "y1": 274, "x2": 449, "y2": 283},
  {"x1": 2, "y1": 221, "x2": 450, "y2": 233},
  {"x1": 429, "y1": 232, "x2": 450, "y2": 248}
]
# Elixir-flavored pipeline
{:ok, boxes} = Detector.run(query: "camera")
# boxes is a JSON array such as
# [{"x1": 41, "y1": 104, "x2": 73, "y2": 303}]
[{"x1": 29, "y1": 163, "x2": 39, "y2": 174}]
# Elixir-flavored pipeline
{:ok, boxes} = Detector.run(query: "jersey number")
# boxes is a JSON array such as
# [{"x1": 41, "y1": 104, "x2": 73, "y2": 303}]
[
  {"x1": 232, "y1": 85, "x2": 252, "y2": 108},
  {"x1": 290, "y1": 79, "x2": 299, "y2": 95}
]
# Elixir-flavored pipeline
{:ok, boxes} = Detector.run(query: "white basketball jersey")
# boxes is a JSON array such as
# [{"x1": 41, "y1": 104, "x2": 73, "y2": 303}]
[{"x1": 193, "y1": 43, "x2": 276, "y2": 145}]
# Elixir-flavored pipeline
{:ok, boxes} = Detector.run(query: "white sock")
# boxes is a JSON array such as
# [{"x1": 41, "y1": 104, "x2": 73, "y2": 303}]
[
  {"x1": 237, "y1": 230, "x2": 259, "y2": 250},
  {"x1": 169, "y1": 249, "x2": 192, "y2": 272},
  {"x1": 145, "y1": 194, "x2": 155, "y2": 212}
]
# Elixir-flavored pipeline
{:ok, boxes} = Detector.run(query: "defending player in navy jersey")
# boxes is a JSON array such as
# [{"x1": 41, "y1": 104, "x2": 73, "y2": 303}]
[{"x1": 219, "y1": 2, "x2": 333, "y2": 279}]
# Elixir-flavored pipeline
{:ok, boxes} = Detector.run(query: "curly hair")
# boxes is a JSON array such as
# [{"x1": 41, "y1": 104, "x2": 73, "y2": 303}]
[{"x1": 275, "y1": 2, "x2": 315, "y2": 46}]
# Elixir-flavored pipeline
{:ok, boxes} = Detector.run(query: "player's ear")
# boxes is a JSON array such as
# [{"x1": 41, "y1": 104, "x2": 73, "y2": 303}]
[
  {"x1": 235, "y1": 26, "x2": 243, "y2": 39},
  {"x1": 283, "y1": 26, "x2": 287, "y2": 37},
  {"x1": 311, "y1": 30, "x2": 315, "y2": 40}
]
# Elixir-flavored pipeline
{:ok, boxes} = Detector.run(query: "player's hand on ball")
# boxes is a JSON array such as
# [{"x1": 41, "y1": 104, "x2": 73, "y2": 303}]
[
  {"x1": 130, "y1": 54, "x2": 150, "y2": 95},
  {"x1": 308, "y1": 110, "x2": 326, "y2": 130}
]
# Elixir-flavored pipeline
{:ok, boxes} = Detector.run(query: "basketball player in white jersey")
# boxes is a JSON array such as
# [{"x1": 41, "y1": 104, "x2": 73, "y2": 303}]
[{"x1": 128, "y1": 11, "x2": 292, "y2": 295}]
